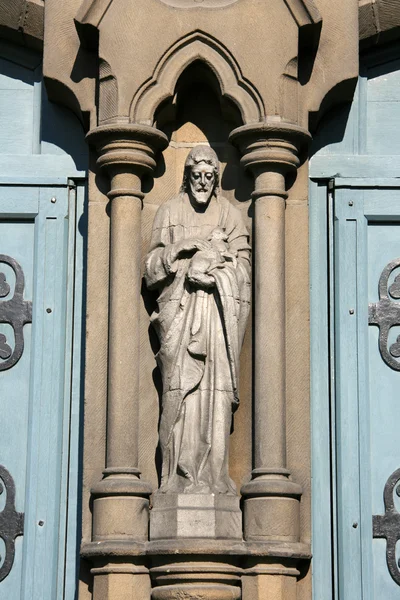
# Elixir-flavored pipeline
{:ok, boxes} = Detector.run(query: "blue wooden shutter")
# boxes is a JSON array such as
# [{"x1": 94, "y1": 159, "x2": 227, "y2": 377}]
[
  {"x1": 310, "y1": 43, "x2": 400, "y2": 600},
  {"x1": 0, "y1": 184, "x2": 85, "y2": 599},
  {"x1": 334, "y1": 185, "x2": 400, "y2": 600},
  {"x1": 0, "y1": 41, "x2": 87, "y2": 600}
]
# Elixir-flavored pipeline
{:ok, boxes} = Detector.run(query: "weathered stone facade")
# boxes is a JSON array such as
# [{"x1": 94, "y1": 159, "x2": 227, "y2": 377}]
[{"x1": 1, "y1": 1, "x2": 399, "y2": 598}]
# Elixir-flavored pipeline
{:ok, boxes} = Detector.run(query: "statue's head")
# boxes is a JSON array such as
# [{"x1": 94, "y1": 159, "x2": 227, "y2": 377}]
[{"x1": 181, "y1": 145, "x2": 220, "y2": 206}]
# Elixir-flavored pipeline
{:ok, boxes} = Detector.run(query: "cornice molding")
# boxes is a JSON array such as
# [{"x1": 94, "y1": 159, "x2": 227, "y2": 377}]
[
  {"x1": 359, "y1": 0, "x2": 400, "y2": 48},
  {"x1": 0, "y1": 0, "x2": 44, "y2": 51}
]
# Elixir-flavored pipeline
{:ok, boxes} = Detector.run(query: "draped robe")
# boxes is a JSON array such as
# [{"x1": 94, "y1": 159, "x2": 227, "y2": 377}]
[{"x1": 145, "y1": 192, "x2": 251, "y2": 495}]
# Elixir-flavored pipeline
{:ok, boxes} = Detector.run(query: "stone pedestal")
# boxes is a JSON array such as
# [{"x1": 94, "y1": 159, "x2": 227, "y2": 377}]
[{"x1": 150, "y1": 494, "x2": 242, "y2": 541}]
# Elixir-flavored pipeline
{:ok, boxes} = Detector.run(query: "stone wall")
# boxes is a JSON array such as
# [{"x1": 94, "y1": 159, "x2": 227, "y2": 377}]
[{"x1": 0, "y1": 1, "x2": 369, "y2": 599}]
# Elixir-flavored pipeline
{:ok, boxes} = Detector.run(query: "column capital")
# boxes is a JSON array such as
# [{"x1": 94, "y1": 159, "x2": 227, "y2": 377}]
[
  {"x1": 86, "y1": 123, "x2": 168, "y2": 198},
  {"x1": 229, "y1": 121, "x2": 311, "y2": 198}
]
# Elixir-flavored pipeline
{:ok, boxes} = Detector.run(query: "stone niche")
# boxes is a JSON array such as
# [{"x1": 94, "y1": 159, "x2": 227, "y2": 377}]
[{"x1": 138, "y1": 60, "x2": 253, "y2": 500}]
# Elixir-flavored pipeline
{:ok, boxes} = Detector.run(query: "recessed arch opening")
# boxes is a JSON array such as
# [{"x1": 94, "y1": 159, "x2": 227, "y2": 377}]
[
  {"x1": 130, "y1": 31, "x2": 264, "y2": 127},
  {"x1": 139, "y1": 59, "x2": 253, "y2": 491},
  {"x1": 155, "y1": 60, "x2": 243, "y2": 140}
]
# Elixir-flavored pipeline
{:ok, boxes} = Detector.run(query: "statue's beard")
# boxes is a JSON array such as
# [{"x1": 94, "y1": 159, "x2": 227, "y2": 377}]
[{"x1": 190, "y1": 186, "x2": 213, "y2": 205}]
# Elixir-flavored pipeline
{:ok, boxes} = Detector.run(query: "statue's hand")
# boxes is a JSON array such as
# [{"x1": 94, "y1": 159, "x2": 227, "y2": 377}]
[
  {"x1": 163, "y1": 238, "x2": 211, "y2": 273},
  {"x1": 187, "y1": 269, "x2": 215, "y2": 289},
  {"x1": 175, "y1": 238, "x2": 211, "y2": 257}
]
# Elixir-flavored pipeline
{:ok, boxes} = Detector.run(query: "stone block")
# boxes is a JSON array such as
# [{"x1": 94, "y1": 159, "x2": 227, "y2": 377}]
[
  {"x1": 92, "y1": 565, "x2": 151, "y2": 600},
  {"x1": 93, "y1": 496, "x2": 149, "y2": 542},
  {"x1": 242, "y1": 573, "x2": 297, "y2": 600},
  {"x1": 243, "y1": 496, "x2": 300, "y2": 543},
  {"x1": 150, "y1": 493, "x2": 242, "y2": 540}
]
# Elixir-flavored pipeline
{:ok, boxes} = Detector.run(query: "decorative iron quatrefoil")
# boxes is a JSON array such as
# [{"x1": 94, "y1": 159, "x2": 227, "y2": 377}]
[{"x1": 0, "y1": 255, "x2": 32, "y2": 371}]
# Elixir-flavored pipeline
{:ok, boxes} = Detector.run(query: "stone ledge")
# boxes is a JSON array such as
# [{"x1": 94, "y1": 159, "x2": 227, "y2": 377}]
[
  {"x1": 359, "y1": 0, "x2": 400, "y2": 47},
  {"x1": 0, "y1": 0, "x2": 44, "y2": 51},
  {"x1": 81, "y1": 539, "x2": 311, "y2": 560}
]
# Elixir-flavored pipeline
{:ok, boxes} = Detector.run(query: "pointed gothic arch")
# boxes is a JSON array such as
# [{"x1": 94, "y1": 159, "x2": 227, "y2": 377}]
[{"x1": 129, "y1": 31, "x2": 265, "y2": 126}]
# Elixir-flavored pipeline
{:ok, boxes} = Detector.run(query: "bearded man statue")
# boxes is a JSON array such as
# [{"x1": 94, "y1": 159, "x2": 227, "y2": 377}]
[{"x1": 145, "y1": 146, "x2": 251, "y2": 499}]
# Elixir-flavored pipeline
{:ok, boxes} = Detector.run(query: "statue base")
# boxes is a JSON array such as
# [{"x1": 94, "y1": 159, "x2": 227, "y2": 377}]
[{"x1": 150, "y1": 493, "x2": 242, "y2": 541}]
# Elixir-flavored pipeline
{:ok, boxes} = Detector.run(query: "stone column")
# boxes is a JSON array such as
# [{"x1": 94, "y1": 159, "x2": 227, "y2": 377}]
[
  {"x1": 229, "y1": 121, "x2": 310, "y2": 542},
  {"x1": 83, "y1": 124, "x2": 167, "y2": 598}
]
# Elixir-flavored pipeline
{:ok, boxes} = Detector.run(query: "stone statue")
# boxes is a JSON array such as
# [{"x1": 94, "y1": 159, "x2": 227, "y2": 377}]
[{"x1": 145, "y1": 146, "x2": 251, "y2": 497}]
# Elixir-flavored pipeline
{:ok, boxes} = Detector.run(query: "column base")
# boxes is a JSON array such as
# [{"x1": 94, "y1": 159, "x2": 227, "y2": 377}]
[
  {"x1": 92, "y1": 471, "x2": 152, "y2": 542},
  {"x1": 152, "y1": 583, "x2": 240, "y2": 600},
  {"x1": 151, "y1": 560, "x2": 242, "y2": 600},
  {"x1": 241, "y1": 476, "x2": 302, "y2": 542},
  {"x1": 150, "y1": 493, "x2": 242, "y2": 541}
]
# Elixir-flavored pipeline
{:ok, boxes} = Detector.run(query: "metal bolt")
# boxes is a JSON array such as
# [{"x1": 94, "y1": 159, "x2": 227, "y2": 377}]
[
  {"x1": 51, "y1": 197, "x2": 57, "y2": 204},
  {"x1": 349, "y1": 200, "x2": 354, "y2": 206},
  {"x1": 352, "y1": 522, "x2": 358, "y2": 528},
  {"x1": 349, "y1": 309, "x2": 354, "y2": 315},
  {"x1": 46, "y1": 308, "x2": 52, "y2": 314},
  {"x1": 38, "y1": 520, "x2": 44, "y2": 527}
]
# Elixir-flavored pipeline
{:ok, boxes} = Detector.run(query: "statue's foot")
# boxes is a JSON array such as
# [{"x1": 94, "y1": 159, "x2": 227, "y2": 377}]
[
  {"x1": 183, "y1": 482, "x2": 212, "y2": 494},
  {"x1": 213, "y1": 480, "x2": 237, "y2": 495}
]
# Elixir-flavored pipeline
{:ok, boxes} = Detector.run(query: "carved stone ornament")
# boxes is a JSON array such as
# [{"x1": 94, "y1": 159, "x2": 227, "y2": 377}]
[
  {"x1": 373, "y1": 468, "x2": 400, "y2": 586},
  {"x1": 369, "y1": 258, "x2": 400, "y2": 370},
  {"x1": 145, "y1": 146, "x2": 251, "y2": 503},
  {"x1": 158, "y1": 0, "x2": 239, "y2": 7},
  {"x1": 0, "y1": 255, "x2": 32, "y2": 371}
]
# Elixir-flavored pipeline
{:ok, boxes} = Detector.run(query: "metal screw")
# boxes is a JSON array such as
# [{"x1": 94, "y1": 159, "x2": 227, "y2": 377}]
[
  {"x1": 349, "y1": 309, "x2": 354, "y2": 315},
  {"x1": 352, "y1": 522, "x2": 358, "y2": 528},
  {"x1": 51, "y1": 197, "x2": 57, "y2": 204},
  {"x1": 46, "y1": 308, "x2": 52, "y2": 314},
  {"x1": 38, "y1": 520, "x2": 44, "y2": 527},
  {"x1": 349, "y1": 200, "x2": 354, "y2": 206}
]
